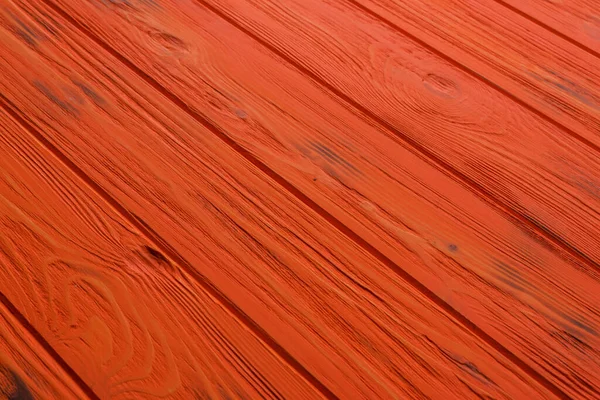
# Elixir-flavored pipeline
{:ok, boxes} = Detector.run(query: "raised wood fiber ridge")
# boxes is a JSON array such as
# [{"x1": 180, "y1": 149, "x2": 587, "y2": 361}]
[
  {"x1": 0, "y1": 0, "x2": 598, "y2": 398},
  {"x1": 17, "y1": 0, "x2": 600, "y2": 397},
  {"x1": 0, "y1": 1, "x2": 564, "y2": 398},
  {"x1": 193, "y1": 0, "x2": 600, "y2": 270}
]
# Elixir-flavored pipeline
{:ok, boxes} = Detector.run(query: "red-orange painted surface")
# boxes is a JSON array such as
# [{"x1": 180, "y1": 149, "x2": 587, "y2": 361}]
[{"x1": 0, "y1": 0, "x2": 598, "y2": 398}]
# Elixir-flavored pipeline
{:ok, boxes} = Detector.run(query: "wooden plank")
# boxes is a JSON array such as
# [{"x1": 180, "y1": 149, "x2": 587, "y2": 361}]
[
  {"x1": 0, "y1": 112, "x2": 322, "y2": 399},
  {"x1": 0, "y1": 298, "x2": 91, "y2": 399},
  {"x1": 497, "y1": 0, "x2": 600, "y2": 55},
  {"x1": 194, "y1": 0, "x2": 600, "y2": 269},
  {"x1": 14, "y1": 0, "x2": 600, "y2": 398},
  {"x1": 0, "y1": 2, "x2": 560, "y2": 399},
  {"x1": 3, "y1": 0, "x2": 600, "y2": 398}
]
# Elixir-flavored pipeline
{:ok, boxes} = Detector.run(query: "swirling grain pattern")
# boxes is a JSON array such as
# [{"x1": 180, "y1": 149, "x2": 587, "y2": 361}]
[
  {"x1": 9, "y1": 0, "x2": 598, "y2": 397},
  {"x1": 0, "y1": 0, "x2": 568, "y2": 398},
  {"x1": 350, "y1": 0, "x2": 600, "y2": 143}
]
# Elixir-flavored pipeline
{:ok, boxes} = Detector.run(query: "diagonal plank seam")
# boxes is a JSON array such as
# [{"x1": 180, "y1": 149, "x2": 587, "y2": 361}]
[
  {"x1": 0, "y1": 88, "x2": 338, "y2": 400},
  {"x1": 0, "y1": 290, "x2": 100, "y2": 400},
  {"x1": 20, "y1": 1, "x2": 574, "y2": 398},
  {"x1": 491, "y1": 0, "x2": 600, "y2": 59},
  {"x1": 190, "y1": 0, "x2": 600, "y2": 273}
]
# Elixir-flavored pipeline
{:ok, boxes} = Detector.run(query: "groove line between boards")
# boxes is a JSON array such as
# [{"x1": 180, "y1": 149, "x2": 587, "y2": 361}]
[{"x1": 0, "y1": 290, "x2": 100, "y2": 400}]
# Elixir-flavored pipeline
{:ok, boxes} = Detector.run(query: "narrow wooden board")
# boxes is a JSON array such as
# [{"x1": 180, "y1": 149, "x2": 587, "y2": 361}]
[
  {"x1": 3, "y1": 0, "x2": 599, "y2": 398},
  {"x1": 0, "y1": 113, "x2": 322, "y2": 399},
  {"x1": 0, "y1": 298, "x2": 90, "y2": 399},
  {"x1": 194, "y1": 0, "x2": 600, "y2": 269},
  {"x1": 497, "y1": 0, "x2": 600, "y2": 55},
  {"x1": 0, "y1": 2, "x2": 560, "y2": 399}
]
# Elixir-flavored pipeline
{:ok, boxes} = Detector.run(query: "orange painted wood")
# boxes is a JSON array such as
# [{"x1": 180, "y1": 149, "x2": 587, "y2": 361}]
[
  {"x1": 0, "y1": 298, "x2": 90, "y2": 399},
  {"x1": 0, "y1": 2, "x2": 561, "y2": 399},
  {"x1": 349, "y1": 0, "x2": 600, "y2": 145},
  {"x1": 196, "y1": 0, "x2": 600, "y2": 269},
  {"x1": 6, "y1": 0, "x2": 600, "y2": 398},
  {"x1": 497, "y1": 0, "x2": 600, "y2": 55},
  {"x1": 0, "y1": 111, "x2": 322, "y2": 399}
]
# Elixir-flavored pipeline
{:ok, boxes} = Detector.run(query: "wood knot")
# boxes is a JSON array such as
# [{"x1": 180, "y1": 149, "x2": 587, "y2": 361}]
[
  {"x1": 423, "y1": 73, "x2": 460, "y2": 98},
  {"x1": 146, "y1": 28, "x2": 189, "y2": 56},
  {"x1": 143, "y1": 245, "x2": 169, "y2": 264}
]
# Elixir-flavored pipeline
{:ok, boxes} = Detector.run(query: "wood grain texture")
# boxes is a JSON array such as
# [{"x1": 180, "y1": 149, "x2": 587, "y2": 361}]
[
  {"x1": 6, "y1": 0, "x2": 599, "y2": 398},
  {"x1": 195, "y1": 0, "x2": 600, "y2": 269},
  {"x1": 496, "y1": 0, "x2": 600, "y2": 55},
  {"x1": 351, "y1": 0, "x2": 600, "y2": 144},
  {"x1": 0, "y1": 298, "x2": 90, "y2": 399},
  {"x1": 350, "y1": 0, "x2": 600, "y2": 144},
  {"x1": 0, "y1": 112, "x2": 326, "y2": 399},
  {"x1": 0, "y1": 109, "x2": 322, "y2": 399},
  {"x1": 0, "y1": 1, "x2": 561, "y2": 399}
]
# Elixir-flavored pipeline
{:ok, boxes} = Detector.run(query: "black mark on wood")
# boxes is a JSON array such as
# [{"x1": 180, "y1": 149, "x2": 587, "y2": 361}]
[
  {"x1": 73, "y1": 80, "x2": 106, "y2": 106},
  {"x1": 33, "y1": 81, "x2": 79, "y2": 115},
  {"x1": 0, "y1": 365, "x2": 34, "y2": 400},
  {"x1": 144, "y1": 245, "x2": 169, "y2": 264}
]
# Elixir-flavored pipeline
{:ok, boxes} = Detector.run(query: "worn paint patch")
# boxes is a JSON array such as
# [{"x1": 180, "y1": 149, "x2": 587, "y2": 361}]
[
  {"x1": 307, "y1": 141, "x2": 360, "y2": 175},
  {"x1": 73, "y1": 80, "x2": 106, "y2": 106},
  {"x1": 3, "y1": 11, "x2": 42, "y2": 46},
  {"x1": 0, "y1": 365, "x2": 33, "y2": 400},
  {"x1": 494, "y1": 261, "x2": 597, "y2": 345},
  {"x1": 494, "y1": 261, "x2": 534, "y2": 294},
  {"x1": 33, "y1": 81, "x2": 79, "y2": 115},
  {"x1": 529, "y1": 69, "x2": 599, "y2": 111}
]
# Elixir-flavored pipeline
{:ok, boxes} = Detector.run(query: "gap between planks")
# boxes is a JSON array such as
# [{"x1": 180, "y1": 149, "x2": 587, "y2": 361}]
[{"x1": 8, "y1": 0, "x2": 582, "y2": 398}]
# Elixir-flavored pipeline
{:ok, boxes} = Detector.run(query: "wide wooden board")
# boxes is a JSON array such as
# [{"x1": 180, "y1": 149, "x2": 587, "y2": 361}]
[
  {"x1": 2, "y1": 0, "x2": 599, "y2": 398},
  {"x1": 497, "y1": 0, "x2": 600, "y2": 55},
  {"x1": 0, "y1": 1, "x2": 560, "y2": 399},
  {"x1": 0, "y1": 297, "x2": 90, "y2": 399}
]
